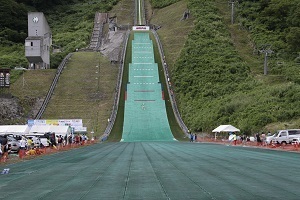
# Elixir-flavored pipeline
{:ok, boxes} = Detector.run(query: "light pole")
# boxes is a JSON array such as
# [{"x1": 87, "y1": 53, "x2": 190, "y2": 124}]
[
  {"x1": 96, "y1": 65, "x2": 99, "y2": 92},
  {"x1": 91, "y1": 130, "x2": 94, "y2": 140}
]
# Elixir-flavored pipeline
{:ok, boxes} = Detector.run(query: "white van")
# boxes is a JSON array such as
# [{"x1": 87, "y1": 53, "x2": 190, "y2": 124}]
[{"x1": 273, "y1": 129, "x2": 300, "y2": 144}]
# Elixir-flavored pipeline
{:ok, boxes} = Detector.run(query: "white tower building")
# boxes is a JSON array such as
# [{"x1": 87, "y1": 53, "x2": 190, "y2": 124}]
[{"x1": 25, "y1": 12, "x2": 52, "y2": 69}]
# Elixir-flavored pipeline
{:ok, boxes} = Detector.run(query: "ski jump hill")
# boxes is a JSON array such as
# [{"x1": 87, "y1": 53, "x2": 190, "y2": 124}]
[{"x1": 121, "y1": 32, "x2": 175, "y2": 142}]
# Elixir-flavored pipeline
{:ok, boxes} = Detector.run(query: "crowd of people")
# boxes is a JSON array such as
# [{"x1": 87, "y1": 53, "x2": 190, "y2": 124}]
[
  {"x1": 222, "y1": 132, "x2": 267, "y2": 146},
  {"x1": 189, "y1": 132, "x2": 197, "y2": 142},
  {"x1": 1, "y1": 133, "x2": 95, "y2": 162},
  {"x1": 187, "y1": 131, "x2": 278, "y2": 147}
]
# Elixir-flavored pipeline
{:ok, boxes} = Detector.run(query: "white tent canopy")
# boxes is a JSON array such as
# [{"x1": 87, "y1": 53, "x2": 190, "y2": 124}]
[
  {"x1": 0, "y1": 125, "x2": 9, "y2": 135},
  {"x1": 0, "y1": 125, "x2": 30, "y2": 135},
  {"x1": 29, "y1": 125, "x2": 52, "y2": 134},
  {"x1": 28, "y1": 125, "x2": 70, "y2": 137},
  {"x1": 212, "y1": 125, "x2": 240, "y2": 140},
  {"x1": 212, "y1": 125, "x2": 240, "y2": 133},
  {"x1": 50, "y1": 125, "x2": 70, "y2": 136}
]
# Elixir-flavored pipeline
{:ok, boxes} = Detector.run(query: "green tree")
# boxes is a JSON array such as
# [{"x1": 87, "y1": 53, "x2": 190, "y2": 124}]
[{"x1": 286, "y1": 27, "x2": 300, "y2": 52}]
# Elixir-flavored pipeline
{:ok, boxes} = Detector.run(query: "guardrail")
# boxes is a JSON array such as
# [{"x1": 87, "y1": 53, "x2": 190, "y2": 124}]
[
  {"x1": 151, "y1": 29, "x2": 189, "y2": 136},
  {"x1": 35, "y1": 53, "x2": 73, "y2": 119}
]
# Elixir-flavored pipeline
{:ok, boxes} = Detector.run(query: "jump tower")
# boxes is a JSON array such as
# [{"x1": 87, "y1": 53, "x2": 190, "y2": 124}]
[{"x1": 25, "y1": 12, "x2": 52, "y2": 69}]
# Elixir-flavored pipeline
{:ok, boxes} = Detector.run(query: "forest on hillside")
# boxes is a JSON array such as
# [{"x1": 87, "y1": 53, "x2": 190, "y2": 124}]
[
  {"x1": 0, "y1": 0, "x2": 75, "y2": 44},
  {"x1": 149, "y1": 0, "x2": 300, "y2": 133},
  {"x1": 169, "y1": 0, "x2": 300, "y2": 133},
  {"x1": 0, "y1": 0, "x2": 118, "y2": 69},
  {"x1": 238, "y1": 0, "x2": 300, "y2": 58}
]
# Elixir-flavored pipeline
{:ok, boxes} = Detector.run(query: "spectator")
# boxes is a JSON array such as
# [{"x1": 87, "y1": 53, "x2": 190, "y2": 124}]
[
  {"x1": 19, "y1": 136, "x2": 27, "y2": 159},
  {"x1": 64, "y1": 134, "x2": 67, "y2": 146},
  {"x1": 79, "y1": 134, "x2": 83, "y2": 145},
  {"x1": 233, "y1": 133, "x2": 237, "y2": 145},
  {"x1": 1, "y1": 136, "x2": 10, "y2": 162},
  {"x1": 1, "y1": 135, "x2": 7, "y2": 152},
  {"x1": 190, "y1": 133, "x2": 194, "y2": 142},
  {"x1": 241, "y1": 135, "x2": 246, "y2": 146},
  {"x1": 256, "y1": 133, "x2": 262, "y2": 146},
  {"x1": 261, "y1": 132, "x2": 266, "y2": 146},
  {"x1": 27, "y1": 137, "x2": 33, "y2": 150},
  {"x1": 75, "y1": 134, "x2": 80, "y2": 145},
  {"x1": 50, "y1": 133, "x2": 56, "y2": 147},
  {"x1": 57, "y1": 135, "x2": 63, "y2": 149},
  {"x1": 68, "y1": 135, "x2": 73, "y2": 146}
]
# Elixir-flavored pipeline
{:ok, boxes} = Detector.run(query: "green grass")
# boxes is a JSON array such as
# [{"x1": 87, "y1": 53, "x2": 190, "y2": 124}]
[
  {"x1": 109, "y1": 0, "x2": 135, "y2": 25},
  {"x1": 150, "y1": 0, "x2": 194, "y2": 73},
  {"x1": 215, "y1": 0, "x2": 275, "y2": 79},
  {"x1": 8, "y1": 70, "x2": 56, "y2": 123},
  {"x1": 43, "y1": 52, "x2": 118, "y2": 138},
  {"x1": 10, "y1": 70, "x2": 56, "y2": 98}
]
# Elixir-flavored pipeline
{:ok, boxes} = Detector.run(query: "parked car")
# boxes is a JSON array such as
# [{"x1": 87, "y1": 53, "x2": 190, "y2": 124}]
[
  {"x1": 1, "y1": 135, "x2": 19, "y2": 153},
  {"x1": 265, "y1": 134, "x2": 276, "y2": 144},
  {"x1": 273, "y1": 129, "x2": 300, "y2": 144},
  {"x1": 7, "y1": 136, "x2": 21, "y2": 153}
]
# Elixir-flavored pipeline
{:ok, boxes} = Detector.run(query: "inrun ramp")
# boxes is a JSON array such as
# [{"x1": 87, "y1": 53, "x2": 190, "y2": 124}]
[{"x1": 122, "y1": 32, "x2": 174, "y2": 142}]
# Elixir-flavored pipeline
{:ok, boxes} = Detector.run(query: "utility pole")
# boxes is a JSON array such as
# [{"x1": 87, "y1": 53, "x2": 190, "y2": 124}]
[
  {"x1": 259, "y1": 45, "x2": 273, "y2": 75},
  {"x1": 229, "y1": 0, "x2": 237, "y2": 24}
]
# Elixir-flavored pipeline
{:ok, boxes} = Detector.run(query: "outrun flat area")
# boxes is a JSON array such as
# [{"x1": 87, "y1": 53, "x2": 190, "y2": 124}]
[{"x1": 0, "y1": 142, "x2": 300, "y2": 200}]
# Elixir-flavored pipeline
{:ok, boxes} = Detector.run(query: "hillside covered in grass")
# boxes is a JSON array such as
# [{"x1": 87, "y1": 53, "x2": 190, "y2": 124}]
[
  {"x1": 42, "y1": 52, "x2": 118, "y2": 135},
  {"x1": 151, "y1": 0, "x2": 300, "y2": 134}
]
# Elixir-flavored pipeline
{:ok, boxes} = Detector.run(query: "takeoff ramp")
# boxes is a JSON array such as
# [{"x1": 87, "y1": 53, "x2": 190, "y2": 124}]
[{"x1": 121, "y1": 32, "x2": 175, "y2": 142}]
